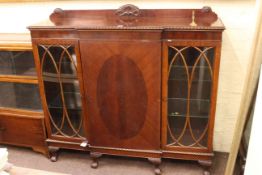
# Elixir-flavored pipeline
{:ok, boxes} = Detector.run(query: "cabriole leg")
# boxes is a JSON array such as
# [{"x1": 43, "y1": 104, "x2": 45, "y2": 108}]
[
  {"x1": 48, "y1": 146, "x2": 59, "y2": 162},
  {"x1": 198, "y1": 160, "x2": 212, "y2": 175},
  {"x1": 148, "y1": 157, "x2": 162, "y2": 175},
  {"x1": 90, "y1": 152, "x2": 102, "y2": 169}
]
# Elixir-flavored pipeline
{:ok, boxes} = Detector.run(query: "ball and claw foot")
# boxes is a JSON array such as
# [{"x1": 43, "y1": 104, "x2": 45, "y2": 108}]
[
  {"x1": 198, "y1": 160, "x2": 212, "y2": 175},
  {"x1": 50, "y1": 155, "x2": 57, "y2": 162},
  {"x1": 90, "y1": 152, "x2": 102, "y2": 169},
  {"x1": 91, "y1": 161, "x2": 98, "y2": 169},
  {"x1": 48, "y1": 146, "x2": 59, "y2": 162},
  {"x1": 203, "y1": 170, "x2": 210, "y2": 175},
  {"x1": 148, "y1": 158, "x2": 162, "y2": 175},
  {"x1": 154, "y1": 168, "x2": 161, "y2": 175}
]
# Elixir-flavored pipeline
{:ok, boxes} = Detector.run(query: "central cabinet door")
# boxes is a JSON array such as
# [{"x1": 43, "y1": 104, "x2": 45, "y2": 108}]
[{"x1": 80, "y1": 38, "x2": 161, "y2": 150}]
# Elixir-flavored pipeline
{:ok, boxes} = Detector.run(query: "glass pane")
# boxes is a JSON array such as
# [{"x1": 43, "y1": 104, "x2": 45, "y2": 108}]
[
  {"x1": 189, "y1": 47, "x2": 214, "y2": 147},
  {"x1": 167, "y1": 46, "x2": 214, "y2": 147},
  {"x1": 0, "y1": 51, "x2": 36, "y2": 76},
  {"x1": 0, "y1": 82, "x2": 42, "y2": 111},
  {"x1": 38, "y1": 46, "x2": 77, "y2": 76},
  {"x1": 38, "y1": 45, "x2": 84, "y2": 138}
]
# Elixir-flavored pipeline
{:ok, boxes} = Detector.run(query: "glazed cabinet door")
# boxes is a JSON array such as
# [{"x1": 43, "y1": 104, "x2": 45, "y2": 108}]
[
  {"x1": 32, "y1": 40, "x2": 87, "y2": 143},
  {"x1": 162, "y1": 41, "x2": 221, "y2": 152},
  {"x1": 80, "y1": 40, "x2": 161, "y2": 150}
]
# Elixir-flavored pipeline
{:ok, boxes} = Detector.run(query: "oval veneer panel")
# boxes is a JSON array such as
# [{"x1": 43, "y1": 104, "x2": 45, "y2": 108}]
[{"x1": 97, "y1": 55, "x2": 148, "y2": 140}]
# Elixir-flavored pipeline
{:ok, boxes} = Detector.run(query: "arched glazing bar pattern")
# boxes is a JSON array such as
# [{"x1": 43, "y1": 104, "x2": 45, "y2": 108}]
[
  {"x1": 38, "y1": 45, "x2": 84, "y2": 139},
  {"x1": 167, "y1": 46, "x2": 214, "y2": 148}
]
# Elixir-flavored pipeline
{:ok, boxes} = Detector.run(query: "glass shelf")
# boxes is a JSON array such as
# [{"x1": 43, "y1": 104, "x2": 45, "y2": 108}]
[
  {"x1": 169, "y1": 66, "x2": 212, "y2": 81},
  {"x1": 42, "y1": 73, "x2": 78, "y2": 83},
  {"x1": 48, "y1": 92, "x2": 82, "y2": 110},
  {"x1": 168, "y1": 97, "x2": 210, "y2": 101},
  {"x1": 168, "y1": 78, "x2": 212, "y2": 100},
  {"x1": 171, "y1": 65, "x2": 210, "y2": 68},
  {"x1": 0, "y1": 51, "x2": 36, "y2": 76},
  {"x1": 168, "y1": 98, "x2": 210, "y2": 117},
  {"x1": 42, "y1": 72, "x2": 77, "y2": 78},
  {"x1": 0, "y1": 82, "x2": 42, "y2": 111},
  {"x1": 168, "y1": 114, "x2": 209, "y2": 119},
  {"x1": 168, "y1": 79, "x2": 211, "y2": 82}
]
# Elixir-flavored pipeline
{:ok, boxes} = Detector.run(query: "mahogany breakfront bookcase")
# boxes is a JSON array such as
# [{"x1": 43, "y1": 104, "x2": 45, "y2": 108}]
[{"x1": 28, "y1": 4, "x2": 225, "y2": 175}]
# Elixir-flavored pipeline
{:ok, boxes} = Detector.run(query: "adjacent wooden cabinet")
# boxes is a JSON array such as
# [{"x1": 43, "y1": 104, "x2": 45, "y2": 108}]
[
  {"x1": 0, "y1": 47, "x2": 47, "y2": 155},
  {"x1": 29, "y1": 5, "x2": 224, "y2": 175}
]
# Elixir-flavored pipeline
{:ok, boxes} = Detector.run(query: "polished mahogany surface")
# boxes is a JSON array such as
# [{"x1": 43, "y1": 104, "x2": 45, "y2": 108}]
[
  {"x1": 80, "y1": 40, "x2": 161, "y2": 150},
  {"x1": 29, "y1": 5, "x2": 224, "y2": 30},
  {"x1": 28, "y1": 5, "x2": 225, "y2": 174}
]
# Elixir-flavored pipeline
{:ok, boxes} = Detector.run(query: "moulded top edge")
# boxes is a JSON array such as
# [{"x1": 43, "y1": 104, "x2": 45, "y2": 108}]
[{"x1": 28, "y1": 5, "x2": 225, "y2": 31}]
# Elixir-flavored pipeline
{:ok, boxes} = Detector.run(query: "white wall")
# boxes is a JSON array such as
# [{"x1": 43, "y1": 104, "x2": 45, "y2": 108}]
[
  {"x1": 0, "y1": 0, "x2": 256, "y2": 152},
  {"x1": 244, "y1": 66, "x2": 262, "y2": 175}
]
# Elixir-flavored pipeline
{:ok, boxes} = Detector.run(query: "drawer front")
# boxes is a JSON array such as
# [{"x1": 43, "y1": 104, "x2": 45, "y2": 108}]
[{"x1": 0, "y1": 115, "x2": 46, "y2": 147}]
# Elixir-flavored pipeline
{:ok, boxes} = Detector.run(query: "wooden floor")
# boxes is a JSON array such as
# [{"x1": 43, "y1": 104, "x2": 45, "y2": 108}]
[{"x1": 5, "y1": 145, "x2": 228, "y2": 175}]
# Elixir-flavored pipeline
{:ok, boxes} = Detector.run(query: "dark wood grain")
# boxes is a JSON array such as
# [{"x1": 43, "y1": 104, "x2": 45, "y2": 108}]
[
  {"x1": 29, "y1": 6, "x2": 224, "y2": 30},
  {"x1": 0, "y1": 114, "x2": 47, "y2": 154},
  {"x1": 80, "y1": 37, "x2": 161, "y2": 150},
  {"x1": 96, "y1": 55, "x2": 148, "y2": 140}
]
